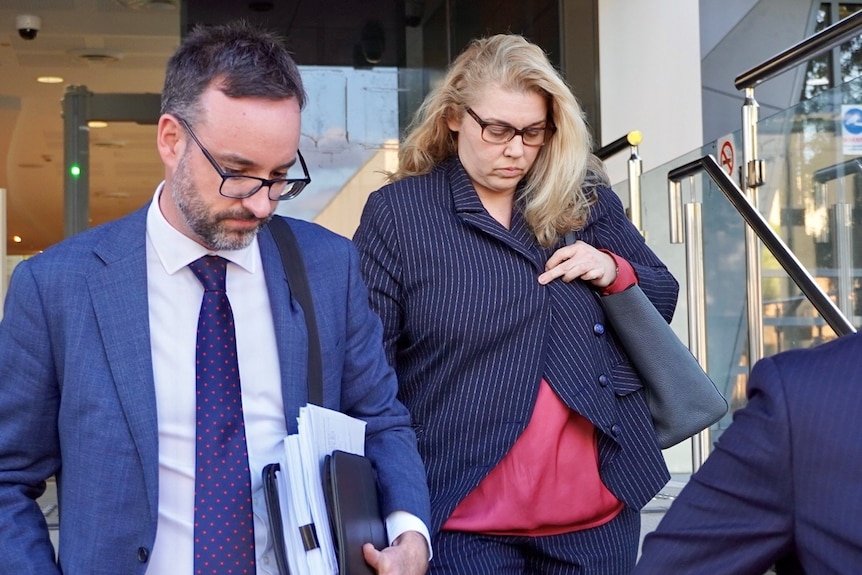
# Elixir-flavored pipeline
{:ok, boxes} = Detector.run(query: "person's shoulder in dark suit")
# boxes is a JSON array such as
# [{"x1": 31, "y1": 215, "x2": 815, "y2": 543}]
[{"x1": 634, "y1": 332, "x2": 862, "y2": 575}]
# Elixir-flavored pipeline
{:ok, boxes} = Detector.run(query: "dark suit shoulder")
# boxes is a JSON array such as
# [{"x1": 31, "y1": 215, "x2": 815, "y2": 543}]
[
  {"x1": 750, "y1": 332, "x2": 862, "y2": 407},
  {"x1": 760, "y1": 331, "x2": 862, "y2": 373},
  {"x1": 369, "y1": 163, "x2": 451, "y2": 207}
]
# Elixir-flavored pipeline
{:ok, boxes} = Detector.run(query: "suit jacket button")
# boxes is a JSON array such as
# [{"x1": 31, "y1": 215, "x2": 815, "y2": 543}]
[
  {"x1": 593, "y1": 322, "x2": 605, "y2": 335},
  {"x1": 611, "y1": 424, "x2": 621, "y2": 437},
  {"x1": 137, "y1": 547, "x2": 149, "y2": 563},
  {"x1": 598, "y1": 374, "x2": 609, "y2": 387}
]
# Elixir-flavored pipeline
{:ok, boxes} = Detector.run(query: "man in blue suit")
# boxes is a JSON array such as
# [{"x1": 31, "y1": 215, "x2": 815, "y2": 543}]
[
  {"x1": 634, "y1": 333, "x2": 862, "y2": 574},
  {"x1": 0, "y1": 21, "x2": 430, "y2": 575}
]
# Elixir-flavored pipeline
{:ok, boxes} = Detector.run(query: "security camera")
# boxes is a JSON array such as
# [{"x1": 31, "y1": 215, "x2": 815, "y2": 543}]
[{"x1": 16, "y1": 14, "x2": 41, "y2": 40}]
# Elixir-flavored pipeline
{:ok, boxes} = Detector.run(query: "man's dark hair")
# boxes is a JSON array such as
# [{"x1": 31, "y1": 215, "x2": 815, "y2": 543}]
[{"x1": 161, "y1": 20, "x2": 306, "y2": 123}]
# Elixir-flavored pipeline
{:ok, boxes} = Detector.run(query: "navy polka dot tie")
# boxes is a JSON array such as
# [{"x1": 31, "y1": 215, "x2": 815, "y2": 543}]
[{"x1": 189, "y1": 256, "x2": 256, "y2": 574}]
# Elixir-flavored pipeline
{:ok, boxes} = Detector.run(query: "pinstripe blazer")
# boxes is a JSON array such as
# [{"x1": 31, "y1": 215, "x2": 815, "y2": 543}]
[
  {"x1": 353, "y1": 156, "x2": 679, "y2": 535},
  {"x1": 635, "y1": 332, "x2": 862, "y2": 574}
]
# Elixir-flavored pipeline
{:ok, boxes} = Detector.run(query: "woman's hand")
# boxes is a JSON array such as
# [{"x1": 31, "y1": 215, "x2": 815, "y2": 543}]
[{"x1": 538, "y1": 239, "x2": 617, "y2": 288}]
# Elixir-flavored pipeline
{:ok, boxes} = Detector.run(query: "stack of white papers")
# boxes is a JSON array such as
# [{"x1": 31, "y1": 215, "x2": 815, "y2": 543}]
[{"x1": 274, "y1": 404, "x2": 367, "y2": 575}]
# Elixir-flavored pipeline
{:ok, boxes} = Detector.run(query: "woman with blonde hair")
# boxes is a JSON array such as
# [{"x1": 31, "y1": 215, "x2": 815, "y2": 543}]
[{"x1": 354, "y1": 34, "x2": 678, "y2": 574}]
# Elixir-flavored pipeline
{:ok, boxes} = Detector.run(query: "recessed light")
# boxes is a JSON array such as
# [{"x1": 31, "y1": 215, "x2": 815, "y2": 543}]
[
  {"x1": 12, "y1": 236, "x2": 22, "y2": 243},
  {"x1": 88, "y1": 121, "x2": 109, "y2": 128},
  {"x1": 115, "y1": 0, "x2": 178, "y2": 10},
  {"x1": 68, "y1": 48, "x2": 124, "y2": 64},
  {"x1": 37, "y1": 76, "x2": 64, "y2": 84}
]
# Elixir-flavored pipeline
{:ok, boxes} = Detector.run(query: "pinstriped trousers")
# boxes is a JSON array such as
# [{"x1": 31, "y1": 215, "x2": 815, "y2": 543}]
[{"x1": 429, "y1": 506, "x2": 640, "y2": 575}]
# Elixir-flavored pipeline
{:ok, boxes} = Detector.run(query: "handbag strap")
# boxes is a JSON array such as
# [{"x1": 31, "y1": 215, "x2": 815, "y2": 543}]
[{"x1": 267, "y1": 217, "x2": 323, "y2": 406}]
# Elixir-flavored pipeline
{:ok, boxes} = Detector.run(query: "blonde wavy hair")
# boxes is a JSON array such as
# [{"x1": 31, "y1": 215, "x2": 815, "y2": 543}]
[{"x1": 393, "y1": 34, "x2": 608, "y2": 248}]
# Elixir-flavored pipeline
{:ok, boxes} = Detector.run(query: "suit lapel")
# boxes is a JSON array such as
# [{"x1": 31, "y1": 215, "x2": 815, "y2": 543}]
[
  {"x1": 87, "y1": 205, "x2": 160, "y2": 520},
  {"x1": 446, "y1": 157, "x2": 544, "y2": 269}
]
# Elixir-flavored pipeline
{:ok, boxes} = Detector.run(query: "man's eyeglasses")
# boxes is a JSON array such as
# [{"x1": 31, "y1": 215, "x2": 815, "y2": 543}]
[
  {"x1": 177, "y1": 117, "x2": 311, "y2": 201},
  {"x1": 464, "y1": 107, "x2": 555, "y2": 147}
]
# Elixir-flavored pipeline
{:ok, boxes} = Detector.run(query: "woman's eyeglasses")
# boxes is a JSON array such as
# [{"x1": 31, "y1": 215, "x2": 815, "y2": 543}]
[{"x1": 464, "y1": 107, "x2": 555, "y2": 147}]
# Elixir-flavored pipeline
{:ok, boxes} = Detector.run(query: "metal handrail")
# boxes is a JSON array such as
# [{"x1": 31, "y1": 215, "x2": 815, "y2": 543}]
[
  {"x1": 595, "y1": 131, "x2": 644, "y2": 234},
  {"x1": 595, "y1": 130, "x2": 642, "y2": 160},
  {"x1": 735, "y1": 9, "x2": 862, "y2": 90},
  {"x1": 669, "y1": 155, "x2": 857, "y2": 337},
  {"x1": 812, "y1": 157, "x2": 862, "y2": 184}
]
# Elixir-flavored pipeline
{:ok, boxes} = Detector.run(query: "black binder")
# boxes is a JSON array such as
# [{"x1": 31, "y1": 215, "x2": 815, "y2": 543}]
[
  {"x1": 264, "y1": 218, "x2": 387, "y2": 575},
  {"x1": 323, "y1": 450, "x2": 388, "y2": 575}
]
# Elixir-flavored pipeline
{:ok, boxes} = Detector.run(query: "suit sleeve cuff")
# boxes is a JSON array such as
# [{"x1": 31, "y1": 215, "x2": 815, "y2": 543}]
[
  {"x1": 385, "y1": 511, "x2": 433, "y2": 560},
  {"x1": 599, "y1": 250, "x2": 637, "y2": 295}
]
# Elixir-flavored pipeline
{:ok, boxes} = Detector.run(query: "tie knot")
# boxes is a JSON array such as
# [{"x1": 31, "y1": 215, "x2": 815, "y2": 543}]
[{"x1": 189, "y1": 255, "x2": 227, "y2": 293}]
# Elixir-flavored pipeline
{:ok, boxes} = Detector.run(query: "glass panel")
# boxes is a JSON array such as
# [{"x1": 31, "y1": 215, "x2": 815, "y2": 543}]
[
  {"x1": 801, "y1": 4, "x2": 834, "y2": 101},
  {"x1": 274, "y1": 66, "x2": 407, "y2": 237},
  {"x1": 756, "y1": 77, "x2": 862, "y2": 358},
  {"x1": 635, "y1": 144, "x2": 748, "y2": 437},
  {"x1": 800, "y1": 3, "x2": 862, "y2": 100},
  {"x1": 634, "y1": 78, "x2": 862, "y2": 441},
  {"x1": 839, "y1": 4, "x2": 862, "y2": 83}
]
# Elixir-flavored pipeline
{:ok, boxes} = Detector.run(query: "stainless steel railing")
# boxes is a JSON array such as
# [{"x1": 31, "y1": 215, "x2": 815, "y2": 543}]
[
  {"x1": 667, "y1": 154, "x2": 856, "y2": 471},
  {"x1": 733, "y1": 9, "x2": 862, "y2": 367},
  {"x1": 596, "y1": 131, "x2": 644, "y2": 234}
]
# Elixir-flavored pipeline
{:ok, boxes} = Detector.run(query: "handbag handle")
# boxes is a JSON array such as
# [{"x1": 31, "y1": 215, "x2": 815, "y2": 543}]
[{"x1": 268, "y1": 217, "x2": 323, "y2": 406}]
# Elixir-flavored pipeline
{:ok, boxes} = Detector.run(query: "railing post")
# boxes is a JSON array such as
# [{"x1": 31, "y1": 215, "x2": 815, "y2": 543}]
[
  {"x1": 595, "y1": 130, "x2": 644, "y2": 235},
  {"x1": 684, "y1": 188, "x2": 710, "y2": 472},
  {"x1": 668, "y1": 174, "x2": 711, "y2": 471},
  {"x1": 627, "y1": 132, "x2": 644, "y2": 235},
  {"x1": 741, "y1": 87, "x2": 765, "y2": 368}
]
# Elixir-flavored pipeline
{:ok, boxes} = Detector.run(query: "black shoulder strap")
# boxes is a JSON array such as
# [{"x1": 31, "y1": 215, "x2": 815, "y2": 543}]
[{"x1": 267, "y1": 217, "x2": 323, "y2": 406}]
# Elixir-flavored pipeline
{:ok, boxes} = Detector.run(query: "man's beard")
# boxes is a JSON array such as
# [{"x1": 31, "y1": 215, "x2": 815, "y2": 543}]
[{"x1": 172, "y1": 154, "x2": 271, "y2": 250}]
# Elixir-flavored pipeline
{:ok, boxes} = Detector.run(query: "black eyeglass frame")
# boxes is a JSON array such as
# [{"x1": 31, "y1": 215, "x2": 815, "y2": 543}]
[
  {"x1": 464, "y1": 107, "x2": 556, "y2": 147},
  {"x1": 177, "y1": 117, "x2": 311, "y2": 201}
]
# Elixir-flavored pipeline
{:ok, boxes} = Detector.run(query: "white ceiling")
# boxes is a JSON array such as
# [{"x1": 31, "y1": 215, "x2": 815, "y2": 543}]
[{"x1": 0, "y1": 0, "x2": 179, "y2": 255}]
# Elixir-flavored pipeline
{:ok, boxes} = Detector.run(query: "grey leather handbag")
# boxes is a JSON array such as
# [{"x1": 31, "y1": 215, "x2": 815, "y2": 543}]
[{"x1": 598, "y1": 284, "x2": 728, "y2": 448}]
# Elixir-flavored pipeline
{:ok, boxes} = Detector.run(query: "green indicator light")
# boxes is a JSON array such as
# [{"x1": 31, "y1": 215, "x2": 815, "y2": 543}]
[{"x1": 70, "y1": 164, "x2": 81, "y2": 178}]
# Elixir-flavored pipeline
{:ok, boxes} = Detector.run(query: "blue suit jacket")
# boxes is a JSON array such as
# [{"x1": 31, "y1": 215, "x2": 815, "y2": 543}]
[
  {"x1": 0, "y1": 205, "x2": 430, "y2": 575},
  {"x1": 353, "y1": 157, "x2": 678, "y2": 535},
  {"x1": 635, "y1": 332, "x2": 862, "y2": 574}
]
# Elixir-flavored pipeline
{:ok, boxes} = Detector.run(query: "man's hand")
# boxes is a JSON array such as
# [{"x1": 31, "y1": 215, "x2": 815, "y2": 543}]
[{"x1": 362, "y1": 530, "x2": 429, "y2": 575}]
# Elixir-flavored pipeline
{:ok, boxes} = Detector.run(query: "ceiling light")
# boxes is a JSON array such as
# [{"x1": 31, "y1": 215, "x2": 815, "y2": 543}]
[
  {"x1": 88, "y1": 121, "x2": 109, "y2": 128},
  {"x1": 114, "y1": 0, "x2": 178, "y2": 10},
  {"x1": 68, "y1": 48, "x2": 124, "y2": 63},
  {"x1": 37, "y1": 76, "x2": 64, "y2": 84},
  {"x1": 12, "y1": 236, "x2": 22, "y2": 243}
]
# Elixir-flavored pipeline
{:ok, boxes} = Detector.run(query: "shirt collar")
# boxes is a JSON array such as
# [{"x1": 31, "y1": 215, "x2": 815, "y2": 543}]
[{"x1": 146, "y1": 182, "x2": 258, "y2": 275}]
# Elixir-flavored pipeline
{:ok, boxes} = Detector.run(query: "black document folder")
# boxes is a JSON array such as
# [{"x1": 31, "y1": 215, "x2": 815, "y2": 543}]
[
  {"x1": 262, "y1": 462, "x2": 292, "y2": 575},
  {"x1": 323, "y1": 450, "x2": 388, "y2": 575},
  {"x1": 262, "y1": 451, "x2": 387, "y2": 575}
]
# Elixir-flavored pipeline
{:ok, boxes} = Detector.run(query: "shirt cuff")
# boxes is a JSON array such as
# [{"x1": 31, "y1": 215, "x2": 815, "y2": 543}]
[
  {"x1": 598, "y1": 250, "x2": 637, "y2": 295},
  {"x1": 385, "y1": 511, "x2": 433, "y2": 560}
]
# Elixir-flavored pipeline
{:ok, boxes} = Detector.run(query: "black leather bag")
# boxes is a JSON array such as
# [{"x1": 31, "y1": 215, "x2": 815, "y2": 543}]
[{"x1": 599, "y1": 284, "x2": 728, "y2": 448}]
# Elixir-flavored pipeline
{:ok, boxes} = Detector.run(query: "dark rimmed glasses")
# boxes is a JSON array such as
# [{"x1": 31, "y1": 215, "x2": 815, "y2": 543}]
[
  {"x1": 177, "y1": 117, "x2": 311, "y2": 201},
  {"x1": 464, "y1": 107, "x2": 556, "y2": 147}
]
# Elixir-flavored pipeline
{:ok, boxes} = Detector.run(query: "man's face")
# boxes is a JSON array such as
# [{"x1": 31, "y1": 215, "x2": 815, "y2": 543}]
[
  {"x1": 170, "y1": 147, "x2": 265, "y2": 250},
  {"x1": 158, "y1": 87, "x2": 303, "y2": 250}
]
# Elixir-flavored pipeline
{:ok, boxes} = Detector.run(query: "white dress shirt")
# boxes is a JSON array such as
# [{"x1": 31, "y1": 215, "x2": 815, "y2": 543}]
[
  {"x1": 143, "y1": 186, "x2": 429, "y2": 574},
  {"x1": 145, "y1": 185, "x2": 285, "y2": 573}
]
